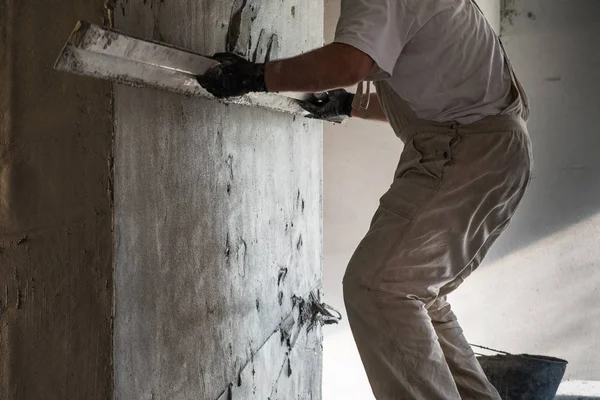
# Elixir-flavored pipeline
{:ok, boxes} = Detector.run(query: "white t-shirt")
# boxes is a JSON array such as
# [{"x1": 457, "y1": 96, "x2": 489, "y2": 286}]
[{"x1": 334, "y1": 0, "x2": 513, "y2": 124}]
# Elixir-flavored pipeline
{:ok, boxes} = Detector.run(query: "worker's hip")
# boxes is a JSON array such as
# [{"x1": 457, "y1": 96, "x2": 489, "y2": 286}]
[
  {"x1": 343, "y1": 119, "x2": 532, "y2": 304},
  {"x1": 396, "y1": 114, "x2": 529, "y2": 143}
]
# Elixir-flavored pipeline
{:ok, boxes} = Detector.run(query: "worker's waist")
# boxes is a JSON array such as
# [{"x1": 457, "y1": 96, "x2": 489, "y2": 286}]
[{"x1": 399, "y1": 114, "x2": 527, "y2": 141}]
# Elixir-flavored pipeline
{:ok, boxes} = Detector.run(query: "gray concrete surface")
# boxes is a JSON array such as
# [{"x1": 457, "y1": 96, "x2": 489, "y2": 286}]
[
  {"x1": 322, "y1": 0, "x2": 600, "y2": 398},
  {"x1": 0, "y1": 1, "x2": 113, "y2": 399},
  {"x1": 113, "y1": 1, "x2": 324, "y2": 399}
]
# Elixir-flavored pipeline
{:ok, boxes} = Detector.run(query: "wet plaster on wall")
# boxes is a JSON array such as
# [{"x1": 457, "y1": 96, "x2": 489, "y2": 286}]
[
  {"x1": 225, "y1": 0, "x2": 281, "y2": 63},
  {"x1": 1, "y1": 1, "x2": 113, "y2": 399},
  {"x1": 215, "y1": 292, "x2": 326, "y2": 400},
  {"x1": 113, "y1": 1, "x2": 323, "y2": 399}
]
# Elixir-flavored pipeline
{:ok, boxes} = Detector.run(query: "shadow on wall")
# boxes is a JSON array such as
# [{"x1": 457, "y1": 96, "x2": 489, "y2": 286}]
[{"x1": 484, "y1": 0, "x2": 600, "y2": 263}]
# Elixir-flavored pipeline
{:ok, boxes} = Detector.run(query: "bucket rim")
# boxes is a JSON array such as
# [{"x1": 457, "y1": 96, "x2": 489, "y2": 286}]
[{"x1": 477, "y1": 354, "x2": 568, "y2": 365}]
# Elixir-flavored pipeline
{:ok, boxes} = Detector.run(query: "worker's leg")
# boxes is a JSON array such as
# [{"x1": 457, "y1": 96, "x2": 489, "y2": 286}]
[
  {"x1": 343, "y1": 128, "x2": 532, "y2": 399},
  {"x1": 427, "y1": 219, "x2": 512, "y2": 400},
  {"x1": 344, "y1": 205, "x2": 461, "y2": 399},
  {"x1": 427, "y1": 297, "x2": 499, "y2": 400}
]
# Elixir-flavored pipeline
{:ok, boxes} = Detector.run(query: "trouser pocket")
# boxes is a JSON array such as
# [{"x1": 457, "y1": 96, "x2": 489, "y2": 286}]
[{"x1": 382, "y1": 132, "x2": 457, "y2": 218}]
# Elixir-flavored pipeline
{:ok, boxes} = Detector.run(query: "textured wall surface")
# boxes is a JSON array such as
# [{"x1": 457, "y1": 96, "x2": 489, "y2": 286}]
[
  {"x1": 0, "y1": 1, "x2": 114, "y2": 399},
  {"x1": 113, "y1": 1, "x2": 324, "y2": 399}
]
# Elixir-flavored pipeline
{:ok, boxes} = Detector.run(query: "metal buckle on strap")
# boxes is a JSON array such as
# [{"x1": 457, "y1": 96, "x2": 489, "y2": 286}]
[{"x1": 352, "y1": 80, "x2": 371, "y2": 114}]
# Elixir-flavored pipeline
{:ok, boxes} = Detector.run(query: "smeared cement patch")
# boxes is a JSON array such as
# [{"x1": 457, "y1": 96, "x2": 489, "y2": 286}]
[{"x1": 113, "y1": 1, "x2": 324, "y2": 399}]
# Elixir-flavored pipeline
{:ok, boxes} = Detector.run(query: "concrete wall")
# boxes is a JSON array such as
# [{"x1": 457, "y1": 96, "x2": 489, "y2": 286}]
[
  {"x1": 322, "y1": 0, "x2": 599, "y2": 398},
  {"x1": 2, "y1": 0, "x2": 324, "y2": 399},
  {"x1": 113, "y1": 1, "x2": 324, "y2": 399},
  {"x1": 0, "y1": 1, "x2": 113, "y2": 399}
]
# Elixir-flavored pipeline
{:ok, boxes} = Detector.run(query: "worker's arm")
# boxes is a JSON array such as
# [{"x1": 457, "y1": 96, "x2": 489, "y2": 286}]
[
  {"x1": 265, "y1": 43, "x2": 374, "y2": 93},
  {"x1": 196, "y1": 44, "x2": 373, "y2": 98}
]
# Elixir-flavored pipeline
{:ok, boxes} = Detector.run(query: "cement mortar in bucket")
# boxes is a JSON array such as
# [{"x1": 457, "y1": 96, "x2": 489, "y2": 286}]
[{"x1": 473, "y1": 345, "x2": 568, "y2": 400}]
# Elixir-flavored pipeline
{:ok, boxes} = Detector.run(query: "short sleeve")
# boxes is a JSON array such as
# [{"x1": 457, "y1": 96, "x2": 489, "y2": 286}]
[{"x1": 334, "y1": 0, "x2": 414, "y2": 79}]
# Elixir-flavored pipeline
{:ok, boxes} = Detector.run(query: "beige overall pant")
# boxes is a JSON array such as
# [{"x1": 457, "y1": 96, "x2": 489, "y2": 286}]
[{"x1": 343, "y1": 36, "x2": 533, "y2": 399}]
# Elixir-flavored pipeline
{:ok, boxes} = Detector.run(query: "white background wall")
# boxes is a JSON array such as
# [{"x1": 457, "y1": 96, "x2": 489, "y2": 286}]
[{"x1": 322, "y1": 0, "x2": 600, "y2": 398}]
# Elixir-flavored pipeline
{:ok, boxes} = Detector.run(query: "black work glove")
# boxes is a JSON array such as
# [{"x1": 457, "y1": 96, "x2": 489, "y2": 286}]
[
  {"x1": 197, "y1": 52, "x2": 267, "y2": 98},
  {"x1": 297, "y1": 89, "x2": 355, "y2": 123}
]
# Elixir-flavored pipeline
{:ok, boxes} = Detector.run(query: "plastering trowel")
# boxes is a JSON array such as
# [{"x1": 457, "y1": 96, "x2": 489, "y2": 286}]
[{"x1": 54, "y1": 21, "x2": 317, "y2": 117}]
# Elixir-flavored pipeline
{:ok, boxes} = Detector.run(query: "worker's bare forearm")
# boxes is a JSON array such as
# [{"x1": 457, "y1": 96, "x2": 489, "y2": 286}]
[
  {"x1": 265, "y1": 43, "x2": 374, "y2": 93},
  {"x1": 353, "y1": 94, "x2": 388, "y2": 123}
]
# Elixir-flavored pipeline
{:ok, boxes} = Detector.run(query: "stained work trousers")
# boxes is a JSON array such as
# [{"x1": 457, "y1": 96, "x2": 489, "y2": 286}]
[{"x1": 343, "y1": 112, "x2": 533, "y2": 399}]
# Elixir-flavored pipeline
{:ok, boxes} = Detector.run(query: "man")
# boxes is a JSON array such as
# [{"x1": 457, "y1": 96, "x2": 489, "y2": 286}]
[{"x1": 198, "y1": 0, "x2": 532, "y2": 398}]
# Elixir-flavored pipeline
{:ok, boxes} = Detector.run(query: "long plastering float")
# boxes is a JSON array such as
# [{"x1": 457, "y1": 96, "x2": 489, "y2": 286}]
[{"x1": 54, "y1": 21, "x2": 320, "y2": 118}]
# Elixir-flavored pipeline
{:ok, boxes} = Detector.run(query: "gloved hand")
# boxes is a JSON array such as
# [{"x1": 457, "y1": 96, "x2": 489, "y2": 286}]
[
  {"x1": 297, "y1": 89, "x2": 355, "y2": 123},
  {"x1": 197, "y1": 53, "x2": 267, "y2": 98}
]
